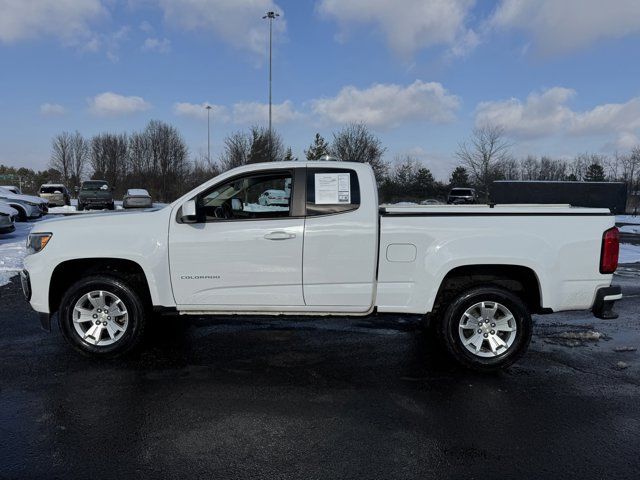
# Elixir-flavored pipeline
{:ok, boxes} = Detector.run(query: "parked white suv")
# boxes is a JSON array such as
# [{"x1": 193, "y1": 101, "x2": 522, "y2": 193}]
[{"x1": 21, "y1": 162, "x2": 621, "y2": 371}]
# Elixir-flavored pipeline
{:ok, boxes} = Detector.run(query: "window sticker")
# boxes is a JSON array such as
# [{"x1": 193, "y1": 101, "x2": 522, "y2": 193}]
[{"x1": 314, "y1": 173, "x2": 351, "y2": 204}]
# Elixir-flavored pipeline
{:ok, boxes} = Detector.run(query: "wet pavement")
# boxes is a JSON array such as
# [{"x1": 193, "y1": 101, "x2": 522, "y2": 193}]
[{"x1": 1, "y1": 270, "x2": 639, "y2": 479}]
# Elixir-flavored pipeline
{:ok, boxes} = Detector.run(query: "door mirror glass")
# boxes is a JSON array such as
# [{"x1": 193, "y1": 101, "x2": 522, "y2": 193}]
[{"x1": 181, "y1": 199, "x2": 197, "y2": 222}]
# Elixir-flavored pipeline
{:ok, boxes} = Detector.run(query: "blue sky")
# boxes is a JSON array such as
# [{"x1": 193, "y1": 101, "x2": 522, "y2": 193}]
[{"x1": 1, "y1": 0, "x2": 640, "y2": 179}]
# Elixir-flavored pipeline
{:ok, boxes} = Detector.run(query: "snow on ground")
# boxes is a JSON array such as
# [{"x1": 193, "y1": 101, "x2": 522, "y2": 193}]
[
  {"x1": 0, "y1": 221, "x2": 33, "y2": 286},
  {"x1": 616, "y1": 215, "x2": 640, "y2": 225},
  {"x1": 620, "y1": 224, "x2": 640, "y2": 234},
  {"x1": 620, "y1": 243, "x2": 640, "y2": 264}
]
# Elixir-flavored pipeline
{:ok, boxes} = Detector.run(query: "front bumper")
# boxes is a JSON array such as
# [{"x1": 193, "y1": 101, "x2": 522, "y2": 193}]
[
  {"x1": 80, "y1": 200, "x2": 112, "y2": 209},
  {"x1": 592, "y1": 285, "x2": 622, "y2": 319},
  {"x1": 0, "y1": 224, "x2": 15, "y2": 234},
  {"x1": 20, "y1": 270, "x2": 51, "y2": 331}
]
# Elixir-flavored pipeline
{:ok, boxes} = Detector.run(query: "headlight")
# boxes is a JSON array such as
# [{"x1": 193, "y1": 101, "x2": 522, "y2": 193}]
[
  {"x1": 26, "y1": 233, "x2": 52, "y2": 254},
  {"x1": 26, "y1": 201, "x2": 39, "y2": 206}
]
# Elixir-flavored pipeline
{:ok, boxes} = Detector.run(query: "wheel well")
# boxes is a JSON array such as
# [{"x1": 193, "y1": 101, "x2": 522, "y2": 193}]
[
  {"x1": 49, "y1": 258, "x2": 152, "y2": 314},
  {"x1": 433, "y1": 265, "x2": 542, "y2": 314}
]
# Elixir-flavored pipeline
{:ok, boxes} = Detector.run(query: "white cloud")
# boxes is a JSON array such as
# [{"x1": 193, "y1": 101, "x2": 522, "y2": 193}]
[
  {"x1": 311, "y1": 80, "x2": 460, "y2": 128},
  {"x1": 232, "y1": 100, "x2": 300, "y2": 125},
  {"x1": 0, "y1": 0, "x2": 106, "y2": 43},
  {"x1": 317, "y1": 0, "x2": 476, "y2": 58},
  {"x1": 571, "y1": 98, "x2": 640, "y2": 135},
  {"x1": 475, "y1": 87, "x2": 640, "y2": 143},
  {"x1": 490, "y1": 0, "x2": 640, "y2": 55},
  {"x1": 40, "y1": 103, "x2": 67, "y2": 116},
  {"x1": 174, "y1": 102, "x2": 229, "y2": 121},
  {"x1": 156, "y1": 0, "x2": 286, "y2": 56},
  {"x1": 475, "y1": 87, "x2": 576, "y2": 138},
  {"x1": 142, "y1": 37, "x2": 171, "y2": 53},
  {"x1": 88, "y1": 92, "x2": 151, "y2": 116}
]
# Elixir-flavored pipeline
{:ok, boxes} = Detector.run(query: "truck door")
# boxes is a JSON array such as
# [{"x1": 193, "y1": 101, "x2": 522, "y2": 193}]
[
  {"x1": 302, "y1": 166, "x2": 378, "y2": 310},
  {"x1": 169, "y1": 168, "x2": 305, "y2": 308}
]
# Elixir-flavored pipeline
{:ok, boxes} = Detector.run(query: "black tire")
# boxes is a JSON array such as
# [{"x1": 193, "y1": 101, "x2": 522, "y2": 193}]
[
  {"x1": 108, "y1": 202, "x2": 115, "y2": 210},
  {"x1": 436, "y1": 286, "x2": 532, "y2": 372},
  {"x1": 58, "y1": 275, "x2": 148, "y2": 358},
  {"x1": 77, "y1": 203, "x2": 84, "y2": 211},
  {"x1": 14, "y1": 206, "x2": 28, "y2": 222}
]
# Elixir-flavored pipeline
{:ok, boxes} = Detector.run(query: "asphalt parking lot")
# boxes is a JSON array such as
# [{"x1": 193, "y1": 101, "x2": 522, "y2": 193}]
[{"x1": 1, "y1": 270, "x2": 639, "y2": 479}]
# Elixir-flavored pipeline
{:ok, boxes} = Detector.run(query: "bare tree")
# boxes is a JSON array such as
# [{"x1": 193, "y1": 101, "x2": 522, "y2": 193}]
[
  {"x1": 219, "y1": 131, "x2": 251, "y2": 172},
  {"x1": 456, "y1": 125, "x2": 512, "y2": 201},
  {"x1": 144, "y1": 120, "x2": 189, "y2": 202},
  {"x1": 50, "y1": 132, "x2": 74, "y2": 185},
  {"x1": 69, "y1": 131, "x2": 89, "y2": 187},
  {"x1": 90, "y1": 133, "x2": 128, "y2": 193},
  {"x1": 330, "y1": 122, "x2": 388, "y2": 181}
]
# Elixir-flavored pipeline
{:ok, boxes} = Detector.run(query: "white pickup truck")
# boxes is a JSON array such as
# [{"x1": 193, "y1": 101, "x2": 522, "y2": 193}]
[{"x1": 21, "y1": 161, "x2": 621, "y2": 371}]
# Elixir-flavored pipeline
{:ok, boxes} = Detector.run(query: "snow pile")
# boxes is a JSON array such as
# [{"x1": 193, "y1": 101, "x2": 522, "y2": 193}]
[
  {"x1": 0, "y1": 222, "x2": 33, "y2": 286},
  {"x1": 616, "y1": 215, "x2": 640, "y2": 225},
  {"x1": 620, "y1": 243, "x2": 640, "y2": 264},
  {"x1": 620, "y1": 225, "x2": 640, "y2": 234},
  {"x1": 557, "y1": 330, "x2": 603, "y2": 341},
  {"x1": 243, "y1": 203, "x2": 288, "y2": 212}
]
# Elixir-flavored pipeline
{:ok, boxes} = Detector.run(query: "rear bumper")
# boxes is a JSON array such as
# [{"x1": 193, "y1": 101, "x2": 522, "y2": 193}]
[{"x1": 592, "y1": 285, "x2": 622, "y2": 319}]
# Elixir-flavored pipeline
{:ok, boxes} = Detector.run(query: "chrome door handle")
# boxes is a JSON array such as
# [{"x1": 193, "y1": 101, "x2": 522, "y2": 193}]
[{"x1": 264, "y1": 231, "x2": 295, "y2": 240}]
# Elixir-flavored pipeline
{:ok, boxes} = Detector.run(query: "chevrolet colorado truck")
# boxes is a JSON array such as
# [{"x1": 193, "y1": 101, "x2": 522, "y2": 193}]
[{"x1": 21, "y1": 161, "x2": 621, "y2": 371}]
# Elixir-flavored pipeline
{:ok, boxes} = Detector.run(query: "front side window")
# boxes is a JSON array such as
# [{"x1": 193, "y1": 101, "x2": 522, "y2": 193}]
[
  {"x1": 306, "y1": 168, "x2": 360, "y2": 216},
  {"x1": 198, "y1": 172, "x2": 292, "y2": 221}
]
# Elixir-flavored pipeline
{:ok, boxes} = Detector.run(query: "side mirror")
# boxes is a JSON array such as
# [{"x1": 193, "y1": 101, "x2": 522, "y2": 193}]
[
  {"x1": 231, "y1": 198, "x2": 243, "y2": 211},
  {"x1": 181, "y1": 199, "x2": 197, "y2": 223}
]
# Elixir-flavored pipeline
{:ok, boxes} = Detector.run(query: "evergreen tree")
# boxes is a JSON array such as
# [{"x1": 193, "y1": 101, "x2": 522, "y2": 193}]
[
  {"x1": 283, "y1": 147, "x2": 297, "y2": 161},
  {"x1": 305, "y1": 133, "x2": 330, "y2": 160},
  {"x1": 584, "y1": 163, "x2": 605, "y2": 182},
  {"x1": 449, "y1": 166, "x2": 469, "y2": 187}
]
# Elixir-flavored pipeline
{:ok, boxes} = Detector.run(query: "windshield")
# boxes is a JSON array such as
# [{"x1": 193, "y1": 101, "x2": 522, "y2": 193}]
[
  {"x1": 82, "y1": 181, "x2": 109, "y2": 191},
  {"x1": 451, "y1": 189, "x2": 473, "y2": 196}
]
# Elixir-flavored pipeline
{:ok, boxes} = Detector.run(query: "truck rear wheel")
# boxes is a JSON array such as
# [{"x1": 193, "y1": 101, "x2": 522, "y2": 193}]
[
  {"x1": 436, "y1": 286, "x2": 532, "y2": 372},
  {"x1": 58, "y1": 275, "x2": 147, "y2": 358}
]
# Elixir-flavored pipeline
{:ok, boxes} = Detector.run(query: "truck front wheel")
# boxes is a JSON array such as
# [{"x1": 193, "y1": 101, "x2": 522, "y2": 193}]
[
  {"x1": 436, "y1": 286, "x2": 532, "y2": 372},
  {"x1": 58, "y1": 275, "x2": 147, "y2": 358}
]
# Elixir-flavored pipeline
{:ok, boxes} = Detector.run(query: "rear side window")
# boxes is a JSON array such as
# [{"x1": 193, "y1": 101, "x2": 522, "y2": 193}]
[{"x1": 306, "y1": 167, "x2": 360, "y2": 216}]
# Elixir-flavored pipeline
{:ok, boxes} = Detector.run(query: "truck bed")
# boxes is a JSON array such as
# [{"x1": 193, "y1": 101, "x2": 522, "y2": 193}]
[{"x1": 376, "y1": 203, "x2": 614, "y2": 314}]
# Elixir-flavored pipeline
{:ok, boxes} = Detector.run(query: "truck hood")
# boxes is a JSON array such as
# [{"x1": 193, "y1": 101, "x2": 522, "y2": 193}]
[
  {"x1": 35, "y1": 206, "x2": 167, "y2": 228},
  {"x1": 31, "y1": 206, "x2": 171, "y2": 261}
]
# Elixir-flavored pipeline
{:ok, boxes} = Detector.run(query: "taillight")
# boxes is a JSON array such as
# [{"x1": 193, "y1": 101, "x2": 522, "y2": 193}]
[{"x1": 600, "y1": 227, "x2": 619, "y2": 274}]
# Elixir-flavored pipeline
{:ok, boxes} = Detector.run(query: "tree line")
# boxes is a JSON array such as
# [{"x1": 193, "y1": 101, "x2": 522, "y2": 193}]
[{"x1": 1, "y1": 120, "x2": 638, "y2": 207}]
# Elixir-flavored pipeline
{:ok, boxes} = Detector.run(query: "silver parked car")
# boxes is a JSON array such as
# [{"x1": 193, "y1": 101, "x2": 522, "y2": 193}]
[
  {"x1": 123, "y1": 189, "x2": 152, "y2": 209},
  {"x1": 39, "y1": 184, "x2": 71, "y2": 207},
  {"x1": 0, "y1": 187, "x2": 48, "y2": 221}
]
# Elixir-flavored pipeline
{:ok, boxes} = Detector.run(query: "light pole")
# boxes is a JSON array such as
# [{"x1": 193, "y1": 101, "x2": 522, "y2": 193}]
[
  {"x1": 205, "y1": 105, "x2": 212, "y2": 162},
  {"x1": 262, "y1": 10, "x2": 279, "y2": 160}
]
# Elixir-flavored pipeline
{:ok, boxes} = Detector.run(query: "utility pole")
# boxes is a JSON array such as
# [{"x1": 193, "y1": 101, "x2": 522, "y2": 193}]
[
  {"x1": 262, "y1": 11, "x2": 279, "y2": 161},
  {"x1": 205, "y1": 105, "x2": 212, "y2": 163}
]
